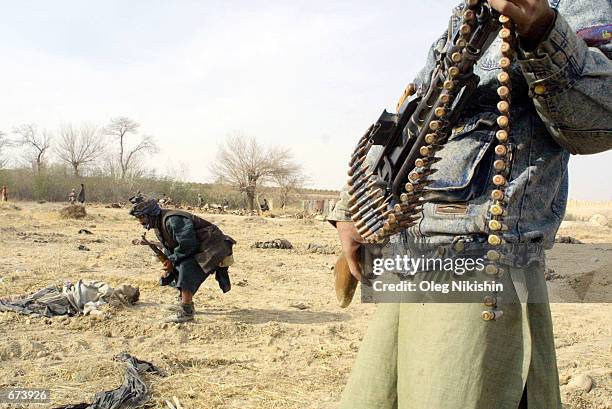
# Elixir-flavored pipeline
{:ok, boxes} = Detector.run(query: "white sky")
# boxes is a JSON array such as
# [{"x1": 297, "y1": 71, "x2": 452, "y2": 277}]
[{"x1": 1, "y1": 0, "x2": 610, "y2": 200}]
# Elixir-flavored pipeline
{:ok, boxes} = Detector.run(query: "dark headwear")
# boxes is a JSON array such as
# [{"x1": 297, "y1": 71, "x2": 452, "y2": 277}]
[{"x1": 129, "y1": 198, "x2": 161, "y2": 218}]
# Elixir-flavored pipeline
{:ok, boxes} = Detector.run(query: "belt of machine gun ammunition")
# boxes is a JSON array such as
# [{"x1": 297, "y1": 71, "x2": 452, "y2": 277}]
[{"x1": 346, "y1": 0, "x2": 516, "y2": 321}]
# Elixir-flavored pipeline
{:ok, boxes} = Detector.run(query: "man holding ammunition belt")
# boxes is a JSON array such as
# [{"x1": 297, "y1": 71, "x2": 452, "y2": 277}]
[
  {"x1": 330, "y1": 0, "x2": 611, "y2": 408},
  {"x1": 130, "y1": 198, "x2": 235, "y2": 323}
]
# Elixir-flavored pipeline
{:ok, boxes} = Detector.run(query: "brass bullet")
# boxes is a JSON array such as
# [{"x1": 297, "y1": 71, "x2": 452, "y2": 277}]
[
  {"x1": 348, "y1": 166, "x2": 368, "y2": 183},
  {"x1": 465, "y1": 0, "x2": 478, "y2": 7},
  {"x1": 499, "y1": 57, "x2": 511, "y2": 69},
  {"x1": 455, "y1": 39, "x2": 467, "y2": 48},
  {"x1": 492, "y1": 174, "x2": 507, "y2": 186},
  {"x1": 451, "y1": 52, "x2": 462, "y2": 63},
  {"x1": 483, "y1": 295, "x2": 497, "y2": 307},
  {"x1": 496, "y1": 130, "x2": 509, "y2": 142},
  {"x1": 499, "y1": 28, "x2": 511, "y2": 40},
  {"x1": 415, "y1": 156, "x2": 437, "y2": 168},
  {"x1": 448, "y1": 66, "x2": 460, "y2": 78},
  {"x1": 349, "y1": 147, "x2": 367, "y2": 165},
  {"x1": 497, "y1": 71, "x2": 510, "y2": 84},
  {"x1": 495, "y1": 145, "x2": 507, "y2": 156},
  {"x1": 460, "y1": 24, "x2": 471, "y2": 35},
  {"x1": 486, "y1": 250, "x2": 501, "y2": 261},
  {"x1": 488, "y1": 219, "x2": 502, "y2": 231},
  {"x1": 500, "y1": 41, "x2": 511, "y2": 54},
  {"x1": 439, "y1": 92, "x2": 452, "y2": 104},
  {"x1": 481, "y1": 310, "x2": 494, "y2": 321},
  {"x1": 347, "y1": 155, "x2": 366, "y2": 176},
  {"x1": 348, "y1": 177, "x2": 374, "y2": 195},
  {"x1": 425, "y1": 133, "x2": 437, "y2": 144},
  {"x1": 481, "y1": 310, "x2": 503, "y2": 321},
  {"x1": 491, "y1": 189, "x2": 504, "y2": 201},
  {"x1": 499, "y1": 15, "x2": 510, "y2": 24},
  {"x1": 347, "y1": 181, "x2": 376, "y2": 204},
  {"x1": 463, "y1": 9, "x2": 475, "y2": 20},
  {"x1": 400, "y1": 192, "x2": 418, "y2": 202},
  {"x1": 488, "y1": 234, "x2": 502, "y2": 246},
  {"x1": 534, "y1": 84, "x2": 546, "y2": 95},
  {"x1": 408, "y1": 171, "x2": 421, "y2": 183},
  {"x1": 393, "y1": 203, "x2": 420, "y2": 213},
  {"x1": 493, "y1": 159, "x2": 506, "y2": 171},
  {"x1": 351, "y1": 195, "x2": 385, "y2": 218},
  {"x1": 434, "y1": 107, "x2": 446, "y2": 118},
  {"x1": 429, "y1": 120, "x2": 442, "y2": 131},
  {"x1": 497, "y1": 115, "x2": 509, "y2": 128},
  {"x1": 490, "y1": 204, "x2": 504, "y2": 216},
  {"x1": 497, "y1": 86, "x2": 510, "y2": 99},
  {"x1": 497, "y1": 101, "x2": 510, "y2": 114},
  {"x1": 443, "y1": 80, "x2": 455, "y2": 90},
  {"x1": 420, "y1": 145, "x2": 434, "y2": 156}
]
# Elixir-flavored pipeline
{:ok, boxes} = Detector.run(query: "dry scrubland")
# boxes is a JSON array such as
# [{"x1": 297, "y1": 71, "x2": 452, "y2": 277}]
[{"x1": 0, "y1": 202, "x2": 610, "y2": 409}]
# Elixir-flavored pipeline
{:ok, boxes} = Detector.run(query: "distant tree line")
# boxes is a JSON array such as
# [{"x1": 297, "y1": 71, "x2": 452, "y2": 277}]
[{"x1": 0, "y1": 118, "x2": 308, "y2": 209}]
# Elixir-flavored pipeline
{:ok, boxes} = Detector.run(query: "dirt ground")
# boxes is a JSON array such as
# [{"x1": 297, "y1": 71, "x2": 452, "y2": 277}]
[{"x1": 0, "y1": 202, "x2": 610, "y2": 409}]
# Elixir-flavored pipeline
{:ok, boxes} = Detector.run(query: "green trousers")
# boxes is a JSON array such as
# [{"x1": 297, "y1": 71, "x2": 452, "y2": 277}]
[{"x1": 339, "y1": 300, "x2": 562, "y2": 408}]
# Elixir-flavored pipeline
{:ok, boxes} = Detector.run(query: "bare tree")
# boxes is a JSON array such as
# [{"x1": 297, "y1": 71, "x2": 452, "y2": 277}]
[
  {"x1": 210, "y1": 133, "x2": 299, "y2": 211},
  {"x1": 0, "y1": 131, "x2": 12, "y2": 168},
  {"x1": 274, "y1": 164, "x2": 308, "y2": 209},
  {"x1": 55, "y1": 123, "x2": 105, "y2": 177},
  {"x1": 13, "y1": 124, "x2": 52, "y2": 174},
  {"x1": 104, "y1": 117, "x2": 158, "y2": 179}
]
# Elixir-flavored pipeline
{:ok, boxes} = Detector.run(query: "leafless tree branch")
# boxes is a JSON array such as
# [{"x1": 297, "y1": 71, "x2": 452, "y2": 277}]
[
  {"x1": 55, "y1": 123, "x2": 105, "y2": 177},
  {"x1": 104, "y1": 117, "x2": 158, "y2": 179},
  {"x1": 13, "y1": 124, "x2": 52, "y2": 174},
  {"x1": 210, "y1": 133, "x2": 305, "y2": 210}
]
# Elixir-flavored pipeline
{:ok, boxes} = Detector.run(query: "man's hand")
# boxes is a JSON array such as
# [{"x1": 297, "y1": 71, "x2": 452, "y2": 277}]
[
  {"x1": 488, "y1": 0, "x2": 555, "y2": 46},
  {"x1": 161, "y1": 259, "x2": 174, "y2": 278},
  {"x1": 336, "y1": 221, "x2": 364, "y2": 281}
]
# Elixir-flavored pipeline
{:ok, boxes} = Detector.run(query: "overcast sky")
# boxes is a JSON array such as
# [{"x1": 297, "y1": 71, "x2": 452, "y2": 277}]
[{"x1": 1, "y1": 0, "x2": 610, "y2": 200}]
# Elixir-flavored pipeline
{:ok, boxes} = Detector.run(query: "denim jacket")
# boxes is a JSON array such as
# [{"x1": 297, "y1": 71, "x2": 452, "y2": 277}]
[{"x1": 329, "y1": 0, "x2": 612, "y2": 249}]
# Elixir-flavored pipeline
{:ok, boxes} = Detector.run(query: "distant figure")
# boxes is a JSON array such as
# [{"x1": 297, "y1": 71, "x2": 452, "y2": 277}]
[
  {"x1": 197, "y1": 193, "x2": 203, "y2": 210},
  {"x1": 68, "y1": 189, "x2": 76, "y2": 204},
  {"x1": 159, "y1": 193, "x2": 168, "y2": 206},
  {"x1": 1, "y1": 186, "x2": 7, "y2": 202},
  {"x1": 77, "y1": 184, "x2": 85, "y2": 204},
  {"x1": 222, "y1": 199, "x2": 229, "y2": 212},
  {"x1": 260, "y1": 198, "x2": 269, "y2": 213}
]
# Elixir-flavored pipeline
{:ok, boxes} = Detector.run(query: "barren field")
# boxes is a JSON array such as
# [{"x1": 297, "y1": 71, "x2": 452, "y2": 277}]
[{"x1": 0, "y1": 202, "x2": 610, "y2": 409}]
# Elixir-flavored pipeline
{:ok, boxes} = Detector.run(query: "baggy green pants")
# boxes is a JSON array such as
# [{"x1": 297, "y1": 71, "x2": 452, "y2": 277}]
[{"x1": 339, "y1": 287, "x2": 562, "y2": 408}]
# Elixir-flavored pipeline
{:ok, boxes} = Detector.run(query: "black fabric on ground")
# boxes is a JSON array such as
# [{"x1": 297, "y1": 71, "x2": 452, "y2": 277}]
[{"x1": 52, "y1": 353, "x2": 164, "y2": 409}]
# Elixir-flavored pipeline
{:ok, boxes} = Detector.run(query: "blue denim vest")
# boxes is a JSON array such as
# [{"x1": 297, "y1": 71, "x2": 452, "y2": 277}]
[{"x1": 398, "y1": 0, "x2": 612, "y2": 249}]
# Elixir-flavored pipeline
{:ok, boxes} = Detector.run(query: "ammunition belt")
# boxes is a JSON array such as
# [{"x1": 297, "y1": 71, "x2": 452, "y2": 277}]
[{"x1": 347, "y1": 0, "x2": 517, "y2": 320}]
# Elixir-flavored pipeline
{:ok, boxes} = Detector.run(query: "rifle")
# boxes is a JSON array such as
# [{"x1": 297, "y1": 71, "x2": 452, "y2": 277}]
[{"x1": 140, "y1": 233, "x2": 169, "y2": 265}]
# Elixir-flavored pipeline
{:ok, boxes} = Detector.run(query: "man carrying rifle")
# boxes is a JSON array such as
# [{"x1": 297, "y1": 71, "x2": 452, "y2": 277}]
[
  {"x1": 130, "y1": 197, "x2": 235, "y2": 323},
  {"x1": 329, "y1": 0, "x2": 611, "y2": 408}
]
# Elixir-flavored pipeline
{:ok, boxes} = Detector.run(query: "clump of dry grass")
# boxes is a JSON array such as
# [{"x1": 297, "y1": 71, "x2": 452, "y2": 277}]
[{"x1": 59, "y1": 205, "x2": 87, "y2": 219}]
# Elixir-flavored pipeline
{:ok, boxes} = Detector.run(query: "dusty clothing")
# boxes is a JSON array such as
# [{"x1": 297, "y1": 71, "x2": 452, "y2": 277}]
[
  {"x1": 0, "y1": 280, "x2": 139, "y2": 317},
  {"x1": 330, "y1": 1, "x2": 611, "y2": 408},
  {"x1": 1, "y1": 186, "x2": 7, "y2": 201},
  {"x1": 78, "y1": 185, "x2": 85, "y2": 203},
  {"x1": 154, "y1": 209, "x2": 235, "y2": 294}
]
